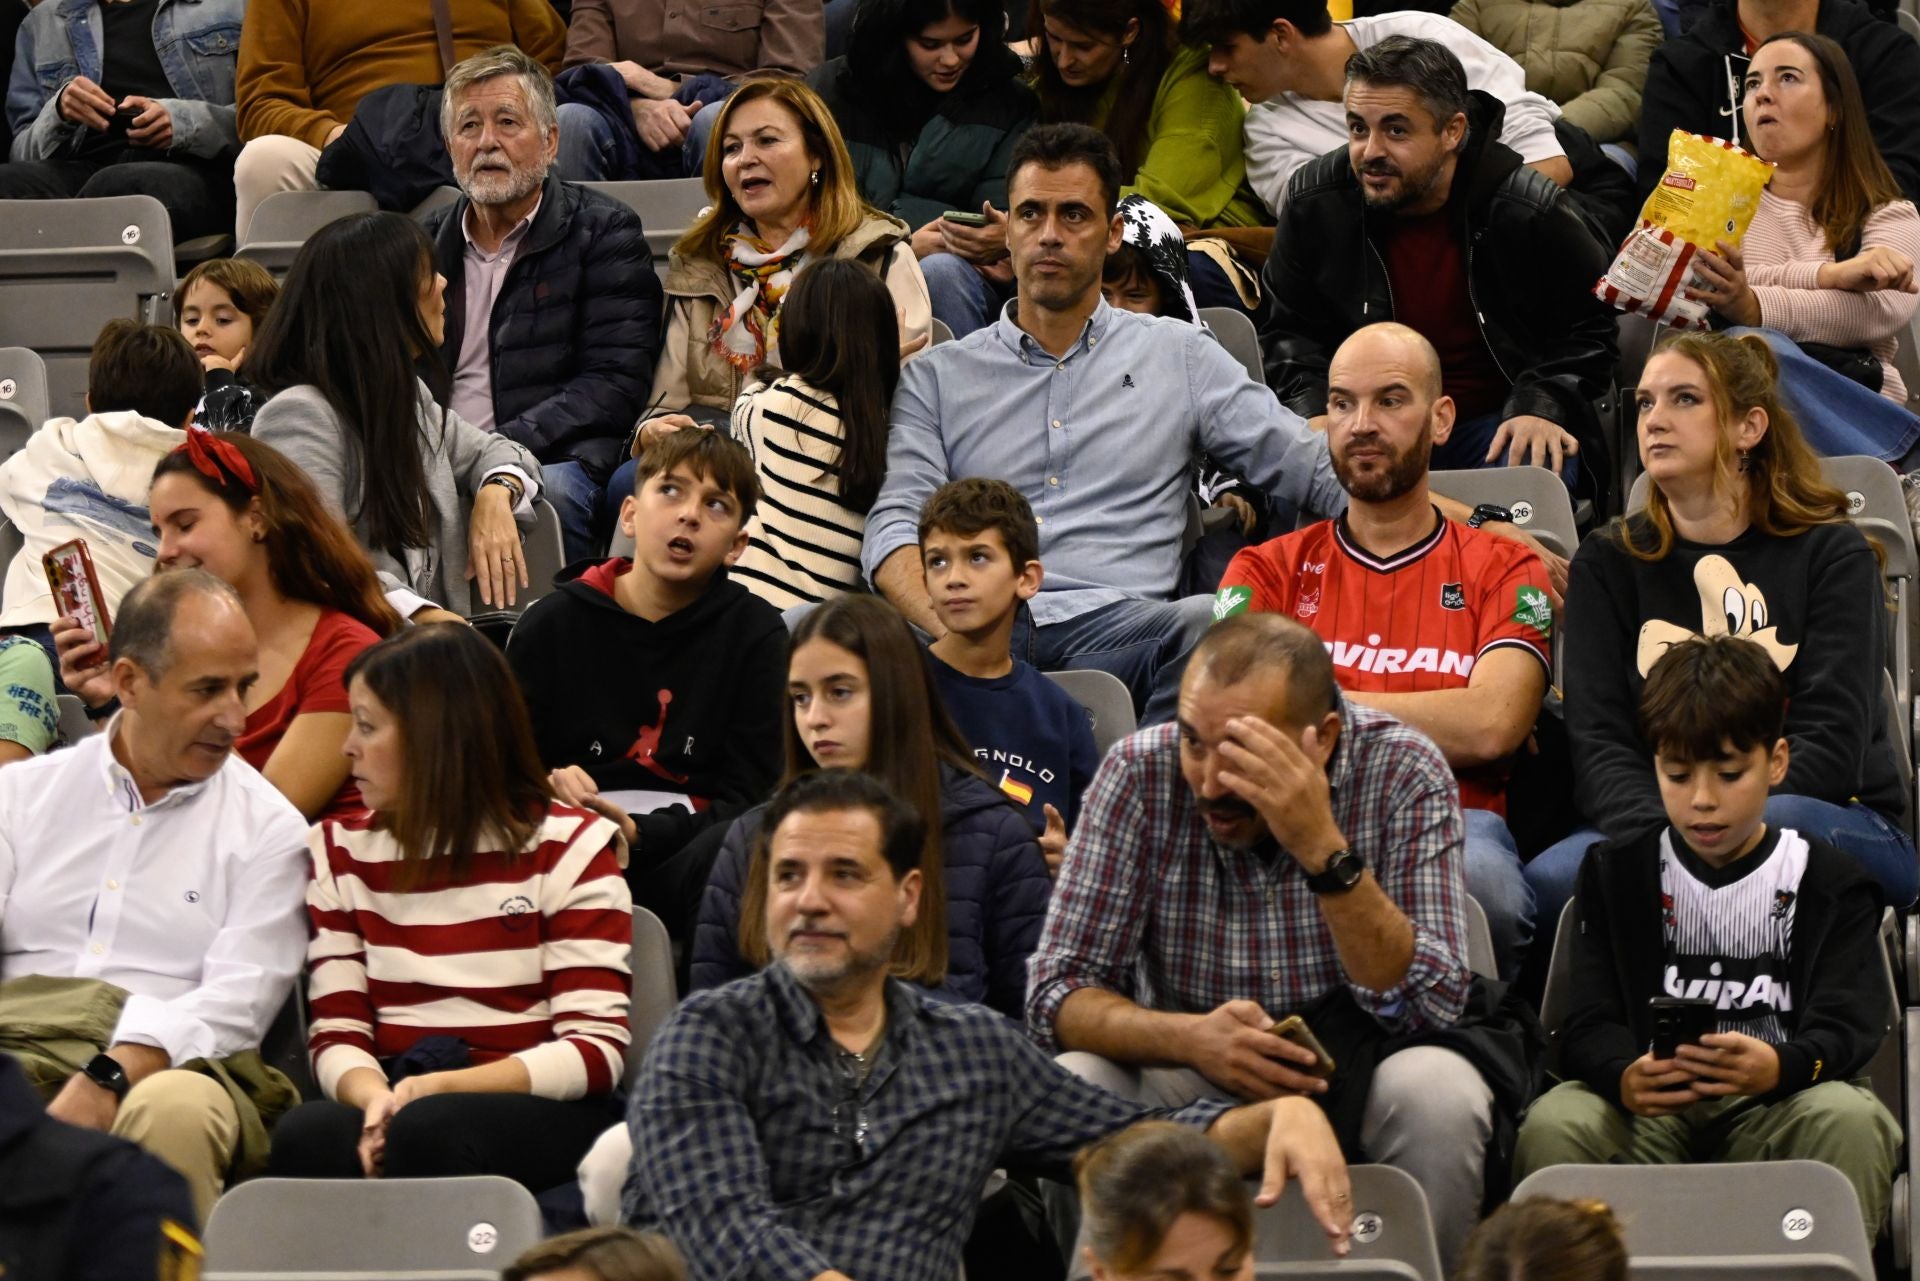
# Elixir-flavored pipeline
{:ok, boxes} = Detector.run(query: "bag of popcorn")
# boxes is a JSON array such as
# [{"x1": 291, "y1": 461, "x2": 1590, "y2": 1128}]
[{"x1": 1593, "y1": 131, "x2": 1774, "y2": 329}]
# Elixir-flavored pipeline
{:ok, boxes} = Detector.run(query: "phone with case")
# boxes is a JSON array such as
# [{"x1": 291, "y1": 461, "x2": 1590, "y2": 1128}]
[
  {"x1": 43, "y1": 538, "x2": 111, "y2": 650},
  {"x1": 1270, "y1": 1013, "x2": 1336, "y2": 1078}
]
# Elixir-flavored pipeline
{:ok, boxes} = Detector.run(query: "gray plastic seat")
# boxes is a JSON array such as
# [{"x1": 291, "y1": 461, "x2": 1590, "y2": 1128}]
[
  {"x1": 1201, "y1": 306, "x2": 1264, "y2": 384},
  {"x1": 931, "y1": 317, "x2": 955, "y2": 346},
  {"x1": 466, "y1": 498, "x2": 566, "y2": 616},
  {"x1": 202, "y1": 1174, "x2": 542, "y2": 1279},
  {"x1": 1252, "y1": 1163, "x2": 1442, "y2": 1281},
  {"x1": 1427, "y1": 466, "x2": 1582, "y2": 564},
  {"x1": 0, "y1": 195, "x2": 174, "y2": 420},
  {"x1": 626, "y1": 904, "x2": 678, "y2": 1091},
  {"x1": 581, "y1": 177, "x2": 712, "y2": 258},
  {"x1": 1045, "y1": 667, "x2": 1137, "y2": 761},
  {"x1": 0, "y1": 347, "x2": 48, "y2": 460},
  {"x1": 237, "y1": 189, "x2": 378, "y2": 277},
  {"x1": 1463, "y1": 895, "x2": 1497, "y2": 979},
  {"x1": 1511, "y1": 1161, "x2": 1874, "y2": 1281}
]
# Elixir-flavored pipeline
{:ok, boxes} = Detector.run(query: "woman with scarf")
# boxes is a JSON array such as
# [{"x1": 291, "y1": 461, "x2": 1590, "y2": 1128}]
[{"x1": 643, "y1": 77, "x2": 931, "y2": 421}]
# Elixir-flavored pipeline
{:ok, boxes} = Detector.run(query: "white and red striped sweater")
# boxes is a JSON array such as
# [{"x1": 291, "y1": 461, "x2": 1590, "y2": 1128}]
[{"x1": 304, "y1": 805, "x2": 633, "y2": 1102}]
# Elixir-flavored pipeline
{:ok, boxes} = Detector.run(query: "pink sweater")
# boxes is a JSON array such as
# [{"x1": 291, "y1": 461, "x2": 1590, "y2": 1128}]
[{"x1": 1744, "y1": 188, "x2": 1920, "y2": 402}]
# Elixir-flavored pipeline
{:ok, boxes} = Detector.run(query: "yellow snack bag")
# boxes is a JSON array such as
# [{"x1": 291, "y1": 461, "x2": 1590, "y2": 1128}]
[{"x1": 1593, "y1": 131, "x2": 1774, "y2": 329}]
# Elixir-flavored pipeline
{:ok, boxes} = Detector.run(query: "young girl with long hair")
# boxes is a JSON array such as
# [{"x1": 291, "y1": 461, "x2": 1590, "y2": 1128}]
[
  {"x1": 727, "y1": 259, "x2": 903, "y2": 609},
  {"x1": 267, "y1": 624, "x2": 632, "y2": 1190},
  {"x1": 1525, "y1": 330, "x2": 1914, "y2": 924},
  {"x1": 691, "y1": 594, "x2": 1049, "y2": 1015},
  {"x1": 54, "y1": 430, "x2": 401, "y2": 819}
]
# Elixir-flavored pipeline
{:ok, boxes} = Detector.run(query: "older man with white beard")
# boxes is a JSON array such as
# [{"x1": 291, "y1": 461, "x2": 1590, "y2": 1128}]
[{"x1": 424, "y1": 47, "x2": 664, "y2": 565}]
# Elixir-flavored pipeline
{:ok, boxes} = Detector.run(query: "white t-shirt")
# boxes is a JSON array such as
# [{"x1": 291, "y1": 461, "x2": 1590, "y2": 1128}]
[{"x1": 1243, "y1": 12, "x2": 1565, "y2": 215}]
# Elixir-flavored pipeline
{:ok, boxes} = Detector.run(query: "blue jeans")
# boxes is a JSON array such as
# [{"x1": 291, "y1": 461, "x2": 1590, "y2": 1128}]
[
  {"x1": 603, "y1": 458, "x2": 639, "y2": 530},
  {"x1": 541, "y1": 460, "x2": 608, "y2": 566},
  {"x1": 1463, "y1": 808, "x2": 1534, "y2": 980},
  {"x1": 1012, "y1": 596, "x2": 1214, "y2": 726},
  {"x1": 1439, "y1": 410, "x2": 1582, "y2": 489},
  {"x1": 1728, "y1": 327, "x2": 1920, "y2": 462},
  {"x1": 922, "y1": 252, "x2": 1014, "y2": 338},
  {"x1": 554, "y1": 102, "x2": 617, "y2": 182},
  {"x1": 1526, "y1": 796, "x2": 1920, "y2": 930}
]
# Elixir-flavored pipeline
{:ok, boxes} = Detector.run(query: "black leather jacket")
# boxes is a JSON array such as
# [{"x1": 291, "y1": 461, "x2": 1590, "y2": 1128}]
[{"x1": 1260, "y1": 92, "x2": 1619, "y2": 448}]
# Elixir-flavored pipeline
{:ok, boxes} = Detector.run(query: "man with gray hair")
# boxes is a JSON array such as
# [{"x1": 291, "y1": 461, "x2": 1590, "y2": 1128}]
[
  {"x1": 1260, "y1": 35, "x2": 1616, "y2": 485},
  {"x1": 424, "y1": 46, "x2": 663, "y2": 563},
  {"x1": 0, "y1": 570, "x2": 310, "y2": 1222}
]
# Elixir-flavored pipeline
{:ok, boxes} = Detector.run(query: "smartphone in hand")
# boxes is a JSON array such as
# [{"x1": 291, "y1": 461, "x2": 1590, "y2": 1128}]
[
  {"x1": 1648, "y1": 996, "x2": 1715, "y2": 1061},
  {"x1": 941, "y1": 210, "x2": 990, "y2": 227},
  {"x1": 44, "y1": 538, "x2": 111, "y2": 650},
  {"x1": 1270, "y1": 1013, "x2": 1337, "y2": 1078}
]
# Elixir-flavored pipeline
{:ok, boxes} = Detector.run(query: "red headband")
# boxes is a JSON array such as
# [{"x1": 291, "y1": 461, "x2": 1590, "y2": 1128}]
[{"x1": 179, "y1": 426, "x2": 258, "y2": 493}]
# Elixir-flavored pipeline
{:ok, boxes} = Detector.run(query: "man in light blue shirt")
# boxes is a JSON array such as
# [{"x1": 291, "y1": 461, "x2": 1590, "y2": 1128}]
[{"x1": 862, "y1": 123, "x2": 1347, "y2": 724}]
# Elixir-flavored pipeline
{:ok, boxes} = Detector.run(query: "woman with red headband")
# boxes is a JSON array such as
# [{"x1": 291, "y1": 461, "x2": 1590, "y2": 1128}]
[{"x1": 53, "y1": 430, "x2": 402, "y2": 820}]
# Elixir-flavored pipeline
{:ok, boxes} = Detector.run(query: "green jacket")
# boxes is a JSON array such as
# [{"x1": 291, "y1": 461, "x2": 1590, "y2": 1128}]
[
  {"x1": 1450, "y1": 0, "x2": 1662, "y2": 145},
  {"x1": 809, "y1": 55, "x2": 1037, "y2": 230},
  {"x1": 1089, "y1": 42, "x2": 1268, "y2": 228}
]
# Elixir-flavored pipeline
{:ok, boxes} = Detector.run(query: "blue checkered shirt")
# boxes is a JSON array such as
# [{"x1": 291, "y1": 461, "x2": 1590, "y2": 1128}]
[
  {"x1": 624, "y1": 962, "x2": 1233, "y2": 1281},
  {"x1": 1026, "y1": 699, "x2": 1472, "y2": 1046}
]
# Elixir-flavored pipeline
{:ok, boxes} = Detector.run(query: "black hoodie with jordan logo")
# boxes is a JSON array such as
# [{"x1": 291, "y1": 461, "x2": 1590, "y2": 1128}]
[{"x1": 505, "y1": 557, "x2": 789, "y2": 868}]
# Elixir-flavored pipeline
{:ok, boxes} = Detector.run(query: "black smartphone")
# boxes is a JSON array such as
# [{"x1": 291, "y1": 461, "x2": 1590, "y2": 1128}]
[
  {"x1": 1648, "y1": 996, "x2": 1716, "y2": 1060},
  {"x1": 941, "y1": 210, "x2": 990, "y2": 227}
]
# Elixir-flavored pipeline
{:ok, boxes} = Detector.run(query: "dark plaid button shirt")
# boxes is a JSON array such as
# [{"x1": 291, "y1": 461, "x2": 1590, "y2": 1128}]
[
  {"x1": 625, "y1": 961, "x2": 1232, "y2": 1281},
  {"x1": 1027, "y1": 701, "x2": 1472, "y2": 1046}
]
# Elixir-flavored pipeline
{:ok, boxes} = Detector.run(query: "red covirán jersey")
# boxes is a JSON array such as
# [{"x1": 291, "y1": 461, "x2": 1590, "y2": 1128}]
[{"x1": 1214, "y1": 514, "x2": 1553, "y2": 813}]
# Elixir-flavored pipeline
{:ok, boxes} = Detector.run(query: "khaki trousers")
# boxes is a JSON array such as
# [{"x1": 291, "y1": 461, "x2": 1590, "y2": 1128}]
[
  {"x1": 233, "y1": 135, "x2": 323, "y2": 242},
  {"x1": 114, "y1": 1068, "x2": 241, "y2": 1224}
]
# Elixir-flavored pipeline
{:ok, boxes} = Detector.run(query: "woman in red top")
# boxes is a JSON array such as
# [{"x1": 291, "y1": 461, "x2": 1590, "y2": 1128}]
[{"x1": 55, "y1": 429, "x2": 400, "y2": 819}]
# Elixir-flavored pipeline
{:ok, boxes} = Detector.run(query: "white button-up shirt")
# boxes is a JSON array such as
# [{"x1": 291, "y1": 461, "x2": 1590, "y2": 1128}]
[{"x1": 0, "y1": 722, "x2": 311, "y2": 1065}]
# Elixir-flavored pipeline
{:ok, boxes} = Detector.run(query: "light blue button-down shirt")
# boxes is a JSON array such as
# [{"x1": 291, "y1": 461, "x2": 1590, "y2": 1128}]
[{"x1": 863, "y1": 300, "x2": 1348, "y2": 627}]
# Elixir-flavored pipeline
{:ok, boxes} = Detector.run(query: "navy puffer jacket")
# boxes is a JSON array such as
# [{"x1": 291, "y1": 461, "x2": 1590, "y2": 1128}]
[
  {"x1": 425, "y1": 174, "x2": 663, "y2": 479},
  {"x1": 691, "y1": 765, "x2": 1051, "y2": 1018}
]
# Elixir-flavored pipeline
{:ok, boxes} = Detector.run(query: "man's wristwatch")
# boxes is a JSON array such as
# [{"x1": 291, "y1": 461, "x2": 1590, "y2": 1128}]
[
  {"x1": 1304, "y1": 848, "x2": 1366, "y2": 895},
  {"x1": 1466, "y1": 503, "x2": 1514, "y2": 529},
  {"x1": 81, "y1": 1052, "x2": 130, "y2": 1100}
]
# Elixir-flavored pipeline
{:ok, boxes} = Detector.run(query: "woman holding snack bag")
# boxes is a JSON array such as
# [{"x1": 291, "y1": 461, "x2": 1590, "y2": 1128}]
[{"x1": 1683, "y1": 32, "x2": 1920, "y2": 462}]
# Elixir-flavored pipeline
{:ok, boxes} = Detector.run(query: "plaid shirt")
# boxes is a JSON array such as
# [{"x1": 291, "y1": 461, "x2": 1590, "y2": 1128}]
[
  {"x1": 625, "y1": 962, "x2": 1232, "y2": 1281},
  {"x1": 1027, "y1": 700, "x2": 1471, "y2": 1046}
]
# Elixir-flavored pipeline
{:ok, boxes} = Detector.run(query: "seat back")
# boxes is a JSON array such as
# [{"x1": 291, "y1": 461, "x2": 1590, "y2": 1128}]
[
  {"x1": 1200, "y1": 307, "x2": 1264, "y2": 383},
  {"x1": 1463, "y1": 895, "x2": 1497, "y2": 979},
  {"x1": 0, "y1": 346, "x2": 48, "y2": 461},
  {"x1": 54, "y1": 694, "x2": 90, "y2": 748},
  {"x1": 581, "y1": 178, "x2": 712, "y2": 258},
  {"x1": 1045, "y1": 668, "x2": 1138, "y2": 761},
  {"x1": 202, "y1": 1175, "x2": 542, "y2": 1279},
  {"x1": 626, "y1": 905, "x2": 678, "y2": 1092},
  {"x1": 1253, "y1": 1164, "x2": 1442, "y2": 1281},
  {"x1": 931, "y1": 318, "x2": 955, "y2": 346},
  {"x1": 467, "y1": 498, "x2": 566, "y2": 616},
  {"x1": 1510, "y1": 1161, "x2": 1873, "y2": 1281},
  {"x1": 1426, "y1": 467, "x2": 1581, "y2": 563},
  {"x1": 236, "y1": 190, "x2": 379, "y2": 277},
  {"x1": 259, "y1": 992, "x2": 318, "y2": 1103},
  {"x1": 1537, "y1": 898, "x2": 1581, "y2": 1074},
  {"x1": 0, "y1": 195, "x2": 175, "y2": 420}
]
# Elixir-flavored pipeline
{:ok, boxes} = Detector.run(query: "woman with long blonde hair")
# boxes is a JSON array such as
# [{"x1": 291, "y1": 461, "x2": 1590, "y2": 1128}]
[{"x1": 1524, "y1": 329, "x2": 1913, "y2": 924}]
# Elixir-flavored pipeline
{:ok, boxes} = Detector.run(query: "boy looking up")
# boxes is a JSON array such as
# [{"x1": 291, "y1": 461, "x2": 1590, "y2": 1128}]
[
  {"x1": 921, "y1": 478, "x2": 1098, "y2": 874},
  {"x1": 1514, "y1": 634, "x2": 1900, "y2": 1238},
  {"x1": 507, "y1": 429, "x2": 788, "y2": 886}
]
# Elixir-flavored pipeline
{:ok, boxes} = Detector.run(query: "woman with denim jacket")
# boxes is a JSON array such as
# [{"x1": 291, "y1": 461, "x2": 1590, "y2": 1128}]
[{"x1": 1, "y1": 0, "x2": 245, "y2": 240}]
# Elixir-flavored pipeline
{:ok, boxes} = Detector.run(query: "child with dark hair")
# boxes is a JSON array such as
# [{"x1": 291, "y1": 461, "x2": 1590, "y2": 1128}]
[
  {"x1": 507, "y1": 428, "x2": 789, "y2": 893},
  {"x1": 1513, "y1": 633, "x2": 1902, "y2": 1239},
  {"x1": 921, "y1": 477, "x2": 1098, "y2": 874},
  {"x1": 173, "y1": 257, "x2": 280, "y2": 432}
]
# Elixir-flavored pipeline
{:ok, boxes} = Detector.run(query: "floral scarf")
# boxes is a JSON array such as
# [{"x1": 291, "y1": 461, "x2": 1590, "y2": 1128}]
[{"x1": 708, "y1": 221, "x2": 812, "y2": 372}]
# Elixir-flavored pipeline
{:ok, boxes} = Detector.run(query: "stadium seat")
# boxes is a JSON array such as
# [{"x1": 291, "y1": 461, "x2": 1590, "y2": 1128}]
[
  {"x1": 627, "y1": 905, "x2": 677, "y2": 1092},
  {"x1": 1251, "y1": 1163, "x2": 1442, "y2": 1281},
  {"x1": 0, "y1": 195, "x2": 175, "y2": 421},
  {"x1": 1537, "y1": 898, "x2": 1580, "y2": 1075},
  {"x1": 1628, "y1": 456, "x2": 1918, "y2": 712},
  {"x1": 466, "y1": 498, "x2": 566, "y2": 616},
  {"x1": 931, "y1": 317, "x2": 955, "y2": 346},
  {"x1": 1200, "y1": 307, "x2": 1264, "y2": 384},
  {"x1": 1427, "y1": 467, "x2": 1581, "y2": 564},
  {"x1": 411, "y1": 185, "x2": 462, "y2": 223},
  {"x1": 580, "y1": 178, "x2": 711, "y2": 259},
  {"x1": 202, "y1": 1175, "x2": 542, "y2": 1280},
  {"x1": 259, "y1": 992, "x2": 317, "y2": 1103},
  {"x1": 0, "y1": 347, "x2": 48, "y2": 458},
  {"x1": 236, "y1": 190, "x2": 378, "y2": 277},
  {"x1": 1510, "y1": 1161, "x2": 1874, "y2": 1281},
  {"x1": 54, "y1": 694, "x2": 90, "y2": 749},
  {"x1": 1045, "y1": 668, "x2": 1137, "y2": 760},
  {"x1": 1463, "y1": 895, "x2": 1497, "y2": 980}
]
